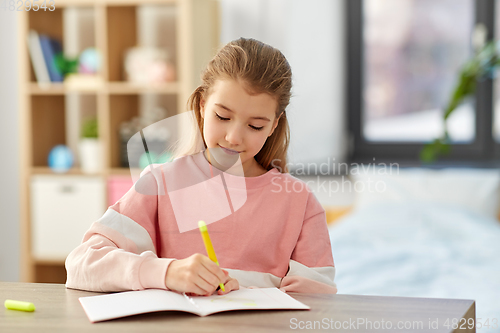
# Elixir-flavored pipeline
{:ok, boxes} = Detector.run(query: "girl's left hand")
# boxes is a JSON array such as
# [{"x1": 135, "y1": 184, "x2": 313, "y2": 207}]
[{"x1": 217, "y1": 269, "x2": 239, "y2": 295}]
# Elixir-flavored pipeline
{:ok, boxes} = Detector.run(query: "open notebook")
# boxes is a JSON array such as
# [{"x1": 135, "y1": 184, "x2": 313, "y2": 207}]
[{"x1": 79, "y1": 287, "x2": 310, "y2": 323}]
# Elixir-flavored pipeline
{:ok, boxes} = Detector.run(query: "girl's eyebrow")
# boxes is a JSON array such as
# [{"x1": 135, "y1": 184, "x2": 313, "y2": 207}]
[{"x1": 215, "y1": 103, "x2": 271, "y2": 122}]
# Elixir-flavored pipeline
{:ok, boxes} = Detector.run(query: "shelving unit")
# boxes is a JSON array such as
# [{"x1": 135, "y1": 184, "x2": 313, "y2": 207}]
[{"x1": 18, "y1": 0, "x2": 220, "y2": 283}]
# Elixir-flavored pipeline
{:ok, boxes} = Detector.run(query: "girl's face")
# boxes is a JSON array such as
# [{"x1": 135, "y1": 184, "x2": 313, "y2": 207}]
[{"x1": 200, "y1": 79, "x2": 279, "y2": 176}]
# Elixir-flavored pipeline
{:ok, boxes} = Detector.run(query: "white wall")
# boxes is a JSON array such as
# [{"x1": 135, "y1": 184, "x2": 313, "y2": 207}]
[
  {"x1": 0, "y1": 10, "x2": 20, "y2": 281},
  {"x1": 220, "y1": 0, "x2": 347, "y2": 167}
]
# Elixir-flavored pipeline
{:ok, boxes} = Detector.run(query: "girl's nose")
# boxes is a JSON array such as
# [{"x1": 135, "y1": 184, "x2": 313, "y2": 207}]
[{"x1": 225, "y1": 126, "x2": 243, "y2": 145}]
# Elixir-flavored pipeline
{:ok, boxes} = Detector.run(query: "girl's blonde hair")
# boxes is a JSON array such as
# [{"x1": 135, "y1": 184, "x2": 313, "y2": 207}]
[{"x1": 174, "y1": 38, "x2": 292, "y2": 173}]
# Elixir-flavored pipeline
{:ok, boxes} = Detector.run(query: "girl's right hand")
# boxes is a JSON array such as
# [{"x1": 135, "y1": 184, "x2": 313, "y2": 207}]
[{"x1": 165, "y1": 253, "x2": 230, "y2": 296}]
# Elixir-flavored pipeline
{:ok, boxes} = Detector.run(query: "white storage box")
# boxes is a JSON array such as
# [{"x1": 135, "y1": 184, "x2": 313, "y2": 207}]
[{"x1": 30, "y1": 176, "x2": 105, "y2": 260}]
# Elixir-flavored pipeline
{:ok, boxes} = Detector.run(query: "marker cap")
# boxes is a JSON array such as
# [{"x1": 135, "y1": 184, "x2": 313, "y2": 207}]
[{"x1": 198, "y1": 220, "x2": 207, "y2": 232}]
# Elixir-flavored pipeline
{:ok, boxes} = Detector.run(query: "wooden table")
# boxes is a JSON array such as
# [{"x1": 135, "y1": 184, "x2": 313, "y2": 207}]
[{"x1": 0, "y1": 282, "x2": 475, "y2": 332}]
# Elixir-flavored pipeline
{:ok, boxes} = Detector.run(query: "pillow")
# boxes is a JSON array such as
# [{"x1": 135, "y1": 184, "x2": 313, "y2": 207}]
[{"x1": 350, "y1": 167, "x2": 500, "y2": 219}]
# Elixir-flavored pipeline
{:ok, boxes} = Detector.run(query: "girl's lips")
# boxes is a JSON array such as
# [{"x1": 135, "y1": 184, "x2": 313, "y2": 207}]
[{"x1": 219, "y1": 145, "x2": 240, "y2": 155}]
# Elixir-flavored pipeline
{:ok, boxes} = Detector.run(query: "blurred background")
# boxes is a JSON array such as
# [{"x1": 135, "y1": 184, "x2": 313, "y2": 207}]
[
  {"x1": 0, "y1": 0, "x2": 344, "y2": 282},
  {"x1": 1, "y1": 1, "x2": 499, "y2": 329}
]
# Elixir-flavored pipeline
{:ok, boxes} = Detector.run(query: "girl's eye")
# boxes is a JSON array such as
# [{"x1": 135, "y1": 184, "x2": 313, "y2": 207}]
[
  {"x1": 215, "y1": 113, "x2": 229, "y2": 121},
  {"x1": 216, "y1": 112, "x2": 263, "y2": 131}
]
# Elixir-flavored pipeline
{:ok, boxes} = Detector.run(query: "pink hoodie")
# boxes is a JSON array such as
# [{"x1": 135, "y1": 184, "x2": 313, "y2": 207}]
[{"x1": 65, "y1": 152, "x2": 337, "y2": 294}]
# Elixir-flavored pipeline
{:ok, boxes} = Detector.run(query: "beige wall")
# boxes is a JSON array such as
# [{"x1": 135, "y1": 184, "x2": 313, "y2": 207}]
[{"x1": 0, "y1": 11, "x2": 20, "y2": 281}]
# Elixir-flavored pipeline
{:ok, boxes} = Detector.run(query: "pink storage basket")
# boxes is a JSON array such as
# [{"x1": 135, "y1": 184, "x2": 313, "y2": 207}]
[{"x1": 107, "y1": 176, "x2": 134, "y2": 207}]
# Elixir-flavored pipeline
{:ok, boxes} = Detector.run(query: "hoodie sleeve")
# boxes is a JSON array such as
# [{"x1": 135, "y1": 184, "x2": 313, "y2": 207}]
[
  {"x1": 65, "y1": 170, "x2": 174, "y2": 292},
  {"x1": 279, "y1": 191, "x2": 338, "y2": 294}
]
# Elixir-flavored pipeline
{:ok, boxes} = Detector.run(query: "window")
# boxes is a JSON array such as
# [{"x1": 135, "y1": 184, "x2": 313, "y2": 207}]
[
  {"x1": 348, "y1": 0, "x2": 500, "y2": 165},
  {"x1": 494, "y1": 0, "x2": 500, "y2": 142}
]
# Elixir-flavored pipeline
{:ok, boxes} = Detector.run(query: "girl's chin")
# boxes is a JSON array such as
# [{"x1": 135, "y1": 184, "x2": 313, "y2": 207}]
[{"x1": 206, "y1": 147, "x2": 244, "y2": 173}]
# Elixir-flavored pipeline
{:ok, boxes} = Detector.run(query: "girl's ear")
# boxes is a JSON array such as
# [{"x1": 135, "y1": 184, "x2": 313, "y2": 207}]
[{"x1": 268, "y1": 116, "x2": 280, "y2": 137}]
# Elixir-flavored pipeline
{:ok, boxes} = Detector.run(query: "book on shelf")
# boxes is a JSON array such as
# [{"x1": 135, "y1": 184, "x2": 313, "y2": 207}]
[
  {"x1": 79, "y1": 287, "x2": 310, "y2": 323},
  {"x1": 38, "y1": 34, "x2": 64, "y2": 82},
  {"x1": 27, "y1": 30, "x2": 64, "y2": 84},
  {"x1": 27, "y1": 30, "x2": 51, "y2": 85}
]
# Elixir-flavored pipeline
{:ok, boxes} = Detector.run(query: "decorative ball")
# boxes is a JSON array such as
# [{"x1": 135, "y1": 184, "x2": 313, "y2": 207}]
[
  {"x1": 48, "y1": 145, "x2": 74, "y2": 173},
  {"x1": 79, "y1": 48, "x2": 100, "y2": 74}
]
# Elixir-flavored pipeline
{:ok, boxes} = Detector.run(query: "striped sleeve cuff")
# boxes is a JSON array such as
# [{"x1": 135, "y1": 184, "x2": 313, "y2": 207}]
[
  {"x1": 279, "y1": 260, "x2": 337, "y2": 294},
  {"x1": 138, "y1": 257, "x2": 175, "y2": 290}
]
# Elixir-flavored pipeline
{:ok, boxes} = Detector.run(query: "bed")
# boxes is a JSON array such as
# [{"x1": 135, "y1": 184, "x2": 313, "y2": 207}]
[{"x1": 327, "y1": 168, "x2": 500, "y2": 333}]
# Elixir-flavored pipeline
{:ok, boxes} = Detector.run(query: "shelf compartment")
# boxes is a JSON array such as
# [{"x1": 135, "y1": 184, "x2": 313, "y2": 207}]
[
  {"x1": 33, "y1": 262, "x2": 67, "y2": 284},
  {"x1": 28, "y1": 9, "x2": 63, "y2": 83},
  {"x1": 28, "y1": 9, "x2": 63, "y2": 47},
  {"x1": 109, "y1": 94, "x2": 177, "y2": 168},
  {"x1": 106, "y1": 4, "x2": 178, "y2": 84},
  {"x1": 109, "y1": 95, "x2": 140, "y2": 168},
  {"x1": 31, "y1": 96, "x2": 66, "y2": 167},
  {"x1": 107, "y1": 6, "x2": 137, "y2": 81}
]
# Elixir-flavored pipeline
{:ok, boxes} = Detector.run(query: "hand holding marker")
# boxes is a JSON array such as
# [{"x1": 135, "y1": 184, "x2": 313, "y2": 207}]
[{"x1": 198, "y1": 220, "x2": 225, "y2": 292}]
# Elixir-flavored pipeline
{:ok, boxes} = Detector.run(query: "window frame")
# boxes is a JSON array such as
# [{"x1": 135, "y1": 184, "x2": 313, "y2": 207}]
[{"x1": 346, "y1": 0, "x2": 500, "y2": 167}]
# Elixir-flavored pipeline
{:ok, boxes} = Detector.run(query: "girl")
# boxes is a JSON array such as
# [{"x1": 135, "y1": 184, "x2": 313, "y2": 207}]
[{"x1": 65, "y1": 38, "x2": 337, "y2": 296}]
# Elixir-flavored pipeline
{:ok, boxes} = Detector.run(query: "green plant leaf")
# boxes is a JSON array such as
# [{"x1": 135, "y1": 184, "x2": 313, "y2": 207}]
[
  {"x1": 421, "y1": 139, "x2": 451, "y2": 164},
  {"x1": 55, "y1": 53, "x2": 79, "y2": 76},
  {"x1": 420, "y1": 39, "x2": 499, "y2": 163},
  {"x1": 81, "y1": 118, "x2": 98, "y2": 138}
]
